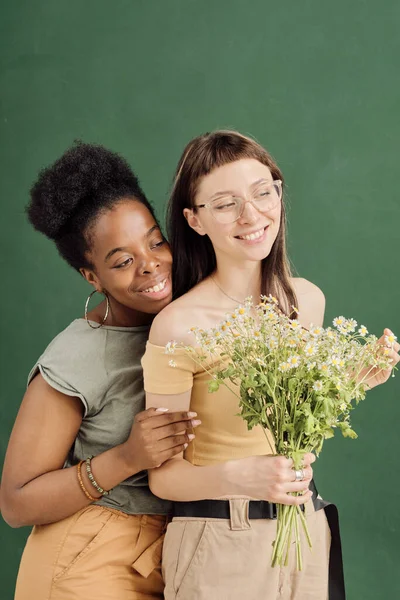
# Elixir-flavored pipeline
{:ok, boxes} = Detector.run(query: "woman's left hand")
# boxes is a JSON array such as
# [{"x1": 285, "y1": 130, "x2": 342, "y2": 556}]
[{"x1": 361, "y1": 328, "x2": 399, "y2": 389}]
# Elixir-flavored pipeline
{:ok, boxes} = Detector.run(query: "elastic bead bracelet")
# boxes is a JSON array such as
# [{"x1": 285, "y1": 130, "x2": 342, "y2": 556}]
[
  {"x1": 85, "y1": 455, "x2": 113, "y2": 497},
  {"x1": 77, "y1": 460, "x2": 97, "y2": 502}
]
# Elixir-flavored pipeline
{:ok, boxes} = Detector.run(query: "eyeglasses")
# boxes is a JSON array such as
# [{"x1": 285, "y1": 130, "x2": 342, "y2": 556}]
[{"x1": 194, "y1": 180, "x2": 282, "y2": 224}]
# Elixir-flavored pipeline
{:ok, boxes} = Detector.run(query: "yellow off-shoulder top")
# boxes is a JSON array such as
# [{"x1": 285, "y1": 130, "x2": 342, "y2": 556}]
[{"x1": 142, "y1": 342, "x2": 274, "y2": 466}]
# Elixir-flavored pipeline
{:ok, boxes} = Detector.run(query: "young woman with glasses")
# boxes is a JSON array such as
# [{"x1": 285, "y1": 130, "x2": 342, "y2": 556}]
[{"x1": 142, "y1": 129, "x2": 399, "y2": 600}]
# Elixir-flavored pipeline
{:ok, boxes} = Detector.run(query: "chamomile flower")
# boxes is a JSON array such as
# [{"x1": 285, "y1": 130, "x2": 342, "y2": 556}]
[
  {"x1": 266, "y1": 336, "x2": 278, "y2": 350},
  {"x1": 278, "y1": 361, "x2": 290, "y2": 372},
  {"x1": 290, "y1": 319, "x2": 301, "y2": 331},
  {"x1": 165, "y1": 341, "x2": 177, "y2": 354},
  {"x1": 333, "y1": 316, "x2": 346, "y2": 329},
  {"x1": 313, "y1": 380, "x2": 323, "y2": 392},
  {"x1": 287, "y1": 354, "x2": 301, "y2": 368},
  {"x1": 305, "y1": 343, "x2": 317, "y2": 356},
  {"x1": 310, "y1": 326, "x2": 323, "y2": 337},
  {"x1": 358, "y1": 325, "x2": 368, "y2": 336},
  {"x1": 264, "y1": 311, "x2": 278, "y2": 323},
  {"x1": 307, "y1": 361, "x2": 317, "y2": 371},
  {"x1": 384, "y1": 332, "x2": 397, "y2": 347},
  {"x1": 345, "y1": 319, "x2": 357, "y2": 333},
  {"x1": 168, "y1": 359, "x2": 177, "y2": 368},
  {"x1": 291, "y1": 305, "x2": 299, "y2": 314},
  {"x1": 319, "y1": 362, "x2": 331, "y2": 376},
  {"x1": 329, "y1": 355, "x2": 342, "y2": 368},
  {"x1": 286, "y1": 338, "x2": 298, "y2": 348}
]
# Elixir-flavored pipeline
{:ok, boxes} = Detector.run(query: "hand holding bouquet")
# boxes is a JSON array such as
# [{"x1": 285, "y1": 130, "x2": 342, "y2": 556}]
[{"x1": 167, "y1": 295, "x2": 398, "y2": 569}]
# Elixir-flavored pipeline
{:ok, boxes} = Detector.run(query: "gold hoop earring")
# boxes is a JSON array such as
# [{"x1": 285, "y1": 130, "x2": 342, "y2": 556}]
[{"x1": 84, "y1": 290, "x2": 110, "y2": 329}]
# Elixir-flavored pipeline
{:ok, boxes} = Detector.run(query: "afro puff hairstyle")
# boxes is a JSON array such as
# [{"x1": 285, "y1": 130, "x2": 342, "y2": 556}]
[{"x1": 27, "y1": 141, "x2": 156, "y2": 271}]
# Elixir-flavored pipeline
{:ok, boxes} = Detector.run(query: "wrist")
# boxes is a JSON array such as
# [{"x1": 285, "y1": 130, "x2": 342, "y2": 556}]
[
  {"x1": 218, "y1": 459, "x2": 243, "y2": 496},
  {"x1": 114, "y1": 443, "x2": 142, "y2": 477}
]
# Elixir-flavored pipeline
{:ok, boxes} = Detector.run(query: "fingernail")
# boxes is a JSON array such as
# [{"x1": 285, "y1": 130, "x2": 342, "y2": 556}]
[
  {"x1": 156, "y1": 407, "x2": 169, "y2": 412},
  {"x1": 183, "y1": 443, "x2": 188, "y2": 449},
  {"x1": 191, "y1": 419, "x2": 202, "y2": 427},
  {"x1": 187, "y1": 411, "x2": 197, "y2": 418},
  {"x1": 188, "y1": 433, "x2": 195, "y2": 441}
]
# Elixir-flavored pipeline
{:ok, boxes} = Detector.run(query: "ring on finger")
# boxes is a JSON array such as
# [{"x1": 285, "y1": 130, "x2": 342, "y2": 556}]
[{"x1": 294, "y1": 468, "x2": 305, "y2": 482}]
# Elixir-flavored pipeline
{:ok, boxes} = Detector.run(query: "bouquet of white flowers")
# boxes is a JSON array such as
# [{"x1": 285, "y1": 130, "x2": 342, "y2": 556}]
[{"x1": 167, "y1": 295, "x2": 397, "y2": 570}]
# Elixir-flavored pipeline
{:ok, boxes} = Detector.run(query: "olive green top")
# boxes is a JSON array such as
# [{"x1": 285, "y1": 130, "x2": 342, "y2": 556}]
[{"x1": 28, "y1": 319, "x2": 171, "y2": 515}]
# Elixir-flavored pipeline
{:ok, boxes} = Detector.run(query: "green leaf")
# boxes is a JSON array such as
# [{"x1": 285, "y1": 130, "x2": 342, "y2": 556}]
[{"x1": 208, "y1": 380, "x2": 220, "y2": 393}]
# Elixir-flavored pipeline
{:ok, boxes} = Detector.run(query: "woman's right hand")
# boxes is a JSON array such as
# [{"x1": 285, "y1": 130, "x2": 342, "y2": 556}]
[
  {"x1": 231, "y1": 453, "x2": 316, "y2": 505},
  {"x1": 118, "y1": 408, "x2": 201, "y2": 473}
]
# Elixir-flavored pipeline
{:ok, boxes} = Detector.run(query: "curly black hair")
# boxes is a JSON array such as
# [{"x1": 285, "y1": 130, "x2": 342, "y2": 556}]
[{"x1": 27, "y1": 141, "x2": 156, "y2": 271}]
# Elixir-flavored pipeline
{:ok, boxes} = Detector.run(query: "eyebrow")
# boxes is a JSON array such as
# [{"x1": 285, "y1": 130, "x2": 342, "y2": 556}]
[
  {"x1": 104, "y1": 225, "x2": 160, "y2": 262},
  {"x1": 209, "y1": 178, "x2": 273, "y2": 200}
]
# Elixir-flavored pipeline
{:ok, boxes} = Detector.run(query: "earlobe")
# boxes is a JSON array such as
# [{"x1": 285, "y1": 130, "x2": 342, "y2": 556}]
[
  {"x1": 80, "y1": 268, "x2": 102, "y2": 292},
  {"x1": 183, "y1": 208, "x2": 207, "y2": 237}
]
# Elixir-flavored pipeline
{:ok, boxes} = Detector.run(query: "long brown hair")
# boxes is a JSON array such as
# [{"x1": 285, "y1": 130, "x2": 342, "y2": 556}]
[{"x1": 167, "y1": 130, "x2": 297, "y2": 315}]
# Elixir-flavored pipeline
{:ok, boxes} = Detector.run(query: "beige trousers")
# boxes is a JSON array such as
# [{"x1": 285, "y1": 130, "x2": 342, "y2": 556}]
[
  {"x1": 162, "y1": 499, "x2": 331, "y2": 600},
  {"x1": 15, "y1": 505, "x2": 167, "y2": 600}
]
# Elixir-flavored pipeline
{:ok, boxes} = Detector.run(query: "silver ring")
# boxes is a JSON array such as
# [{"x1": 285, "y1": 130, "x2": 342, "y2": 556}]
[{"x1": 294, "y1": 469, "x2": 305, "y2": 482}]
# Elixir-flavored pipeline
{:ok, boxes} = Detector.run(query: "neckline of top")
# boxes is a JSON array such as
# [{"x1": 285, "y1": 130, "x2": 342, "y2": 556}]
[{"x1": 74, "y1": 319, "x2": 150, "y2": 333}]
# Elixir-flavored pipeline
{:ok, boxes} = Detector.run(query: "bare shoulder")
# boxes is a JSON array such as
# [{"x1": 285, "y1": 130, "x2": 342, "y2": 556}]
[
  {"x1": 290, "y1": 277, "x2": 326, "y2": 328},
  {"x1": 149, "y1": 295, "x2": 196, "y2": 346},
  {"x1": 291, "y1": 277, "x2": 325, "y2": 302}
]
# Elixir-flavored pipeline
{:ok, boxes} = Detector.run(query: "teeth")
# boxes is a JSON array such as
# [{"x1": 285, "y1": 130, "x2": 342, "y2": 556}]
[
  {"x1": 143, "y1": 278, "x2": 167, "y2": 293},
  {"x1": 239, "y1": 228, "x2": 265, "y2": 241}
]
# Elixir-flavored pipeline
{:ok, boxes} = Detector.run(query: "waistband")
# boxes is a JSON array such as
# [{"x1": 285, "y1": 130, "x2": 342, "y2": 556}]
[
  {"x1": 173, "y1": 481, "x2": 317, "y2": 520},
  {"x1": 173, "y1": 497, "x2": 281, "y2": 519}
]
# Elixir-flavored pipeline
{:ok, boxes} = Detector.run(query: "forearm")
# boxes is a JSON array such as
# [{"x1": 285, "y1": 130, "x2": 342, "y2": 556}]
[
  {"x1": 149, "y1": 457, "x2": 242, "y2": 501},
  {"x1": 1, "y1": 445, "x2": 136, "y2": 527}
]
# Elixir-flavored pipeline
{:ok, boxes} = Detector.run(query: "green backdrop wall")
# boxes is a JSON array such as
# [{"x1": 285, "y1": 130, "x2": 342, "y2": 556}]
[{"x1": 1, "y1": 1, "x2": 399, "y2": 598}]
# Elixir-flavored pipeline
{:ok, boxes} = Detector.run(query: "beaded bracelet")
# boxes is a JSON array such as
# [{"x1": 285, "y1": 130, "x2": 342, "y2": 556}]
[
  {"x1": 77, "y1": 460, "x2": 97, "y2": 502},
  {"x1": 85, "y1": 456, "x2": 113, "y2": 497}
]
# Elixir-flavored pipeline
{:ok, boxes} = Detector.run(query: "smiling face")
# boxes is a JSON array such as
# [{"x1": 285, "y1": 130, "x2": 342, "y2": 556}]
[
  {"x1": 81, "y1": 199, "x2": 172, "y2": 323},
  {"x1": 184, "y1": 158, "x2": 282, "y2": 265}
]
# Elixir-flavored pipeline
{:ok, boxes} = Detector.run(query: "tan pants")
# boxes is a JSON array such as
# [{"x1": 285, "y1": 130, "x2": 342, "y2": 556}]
[
  {"x1": 15, "y1": 505, "x2": 167, "y2": 600},
  {"x1": 162, "y1": 499, "x2": 331, "y2": 600}
]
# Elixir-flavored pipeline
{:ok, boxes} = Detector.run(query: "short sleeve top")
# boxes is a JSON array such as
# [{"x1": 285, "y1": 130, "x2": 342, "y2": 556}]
[
  {"x1": 28, "y1": 319, "x2": 171, "y2": 515},
  {"x1": 142, "y1": 342, "x2": 273, "y2": 466}
]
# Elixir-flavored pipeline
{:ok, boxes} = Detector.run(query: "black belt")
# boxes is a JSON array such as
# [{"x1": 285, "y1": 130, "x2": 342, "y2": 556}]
[
  {"x1": 173, "y1": 481, "x2": 316, "y2": 520},
  {"x1": 173, "y1": 498, "x2": 280, "y2": 519}
]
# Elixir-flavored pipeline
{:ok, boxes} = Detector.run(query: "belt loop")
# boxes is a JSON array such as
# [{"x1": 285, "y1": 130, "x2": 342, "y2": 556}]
[
  {"x1": 141, "y1": 514, "x2": 148, "y2": 526},
  {"x1": 229, "y1": 498, "x2": 251, "y2": 531}
]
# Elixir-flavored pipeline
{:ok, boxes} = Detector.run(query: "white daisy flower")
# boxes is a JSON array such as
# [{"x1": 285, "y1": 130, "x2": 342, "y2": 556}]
[
  {"x1": 345, "y1": 319, "x2": 357, "y2": 333},
  {"x1": 287, "y1": 354, "x2": 301, "y2": 368},
  {"x1": 290, "y1": 319, "x2": 301, "y2": 331},
  {"x1": 165, "y1": 341, "x2": 177, "y2": 354},
  {"x1": 329, "y1": 355, "x2": 342, "y2": 368},
  {"x1": 305, "y1": 343, "x2": 316, "y2": 356},
  {"x1": 385, "y1": 333, "x2": 397, "y2": 347},
  {"x1": 278, "y1": 361, "x2": 290, "y2": 372},
  {"x1": 307, "y1": 361, "x2": 316, "y2": 371},
  {"x1": 168, "y1": 359, "x2": 177, "y2": 368},
  {"x1": 333, "y1": 316, "x2": 346, "y2": 329},
  {"x1": 310, "y1": 326, "x2": 323, "y2": 337},
  {"x1": 313, "y1": 380, "x2": 323, "y2": 392},
  {"x1": 358, "y1": 325, "x2": 368, "y2": 336},
  {"x1": 319, "y1": 362, "x2": 331, "y2": 376}
]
